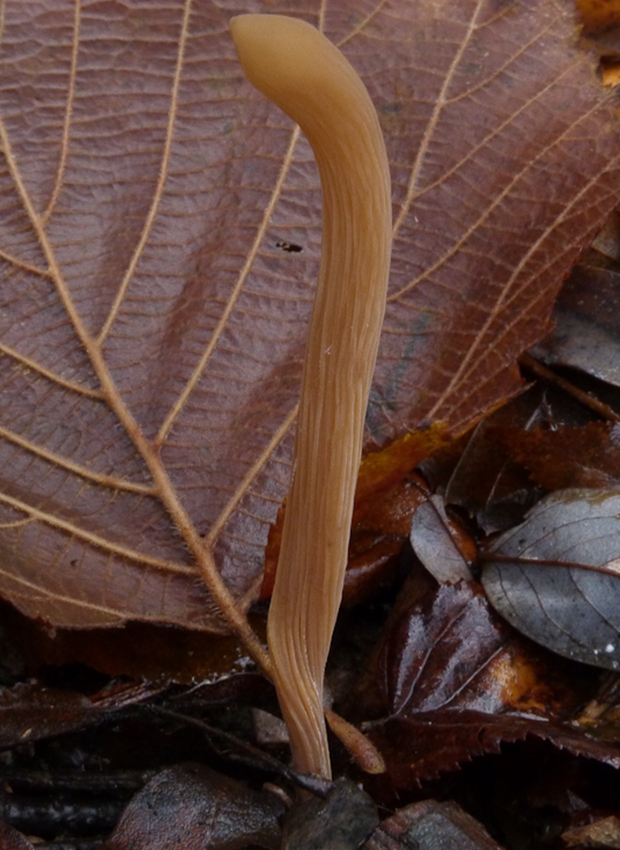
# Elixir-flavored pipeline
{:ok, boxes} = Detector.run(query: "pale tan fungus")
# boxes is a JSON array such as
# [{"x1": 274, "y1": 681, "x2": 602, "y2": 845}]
[{"x1": 230, "y1": 14, "x2": 392, "y2": 779}]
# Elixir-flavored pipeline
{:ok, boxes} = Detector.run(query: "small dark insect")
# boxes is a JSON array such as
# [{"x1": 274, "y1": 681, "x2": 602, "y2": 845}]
[{"x1": 275, "y1": 240, "x2": 303, "y2": 253}]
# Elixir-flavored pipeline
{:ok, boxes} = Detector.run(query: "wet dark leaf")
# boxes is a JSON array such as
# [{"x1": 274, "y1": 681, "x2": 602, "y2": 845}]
[
  {"x1": 8, "y1": 614, "x2": 269, "y2": 686},
  {"x1": 344, "y1": 474, "x2": 429, "y2": 606},
  {"x1": 419, "y1": 389, "x2": 552, "y2": 534},
  {"x1": 366, "y1": 574, "x2": 619, "y2": 786},
  {"x1": 282, "y1": 779, "x2": 378, "y2": 850},
  {"x1": 103, "y1": 762, "x2": 283, "y2": 850},
  {"x1": 167, "y1": 673, "x2": 276, "y2": 714},
  {"x1": 409, "y1": 495, "x2": 474, "y2": 584},
  {"x1": 482, "y1": 488, "x2": 620, "y2": 670},
  {"x1": 371, "y1": 710, "x2": 620, "y2": 789},
  {"x1": 531, "y1": 264, "x2": 620, "y2": 389},
  {"x1": 378, "y1": 580, "x2": 571, "y2": 718},
  {"x1": 363, "y1": 799, "x2": 502, "y2": 850},
  {"x1": 0, "y1": 682, "x2": 99, "y2": 749}
]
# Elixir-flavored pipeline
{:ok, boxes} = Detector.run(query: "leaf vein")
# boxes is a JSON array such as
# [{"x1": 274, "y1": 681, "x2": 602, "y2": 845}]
[
  {"x1": 204, "y1": 404, "x2": 297, "y2": 546},
  {"x1": 429, "y1": 138, "x2": 620, "y2": 417},
  {"x1": 0, "y1": 425, "x2": 155, "y2": 495},
  {"x1": 0, "y1": 342, "x2": 103, "y2": 399},
  {"x1": 388, "y1": 83, "x2": 604, "y2": 305},
  {"x1": 156, "y1": 125, "x2": 302, "y2": 445},
  {"x1": 41, "y1": 0, "x2": 81, "y2": 225},
  {"x1": 96, "y1": 0, "x2": 193, "y2": 345},
  {"x1": 0, "y1": 490, "x2": 197, "y2": 575},
  {"x1": 392, "y1": 0, "x2": 485, "y2": 238}
]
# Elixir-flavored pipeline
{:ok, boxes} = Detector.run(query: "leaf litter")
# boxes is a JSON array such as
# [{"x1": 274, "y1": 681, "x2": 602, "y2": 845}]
[
  {"x1": 530, "y1": 261, "x2": 620, "y2": 389},
  {"x1": 4, "y1": 0, "x2": 620, "y2": 848},
  {"x1": 0, "y1": 0, "x2": 619, "y2": 634},
  {"x1": 482, "y1": 489, "x2": 620, "y2": 671}
]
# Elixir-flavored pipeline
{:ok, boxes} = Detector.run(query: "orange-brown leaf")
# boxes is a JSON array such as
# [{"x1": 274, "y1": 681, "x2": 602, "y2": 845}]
[{"x1": 0, "y1": 1, "x2": 619, "y2": 631}]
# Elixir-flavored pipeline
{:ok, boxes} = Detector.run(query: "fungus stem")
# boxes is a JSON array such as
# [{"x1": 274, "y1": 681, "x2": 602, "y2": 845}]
[{"x1": 230, "y1": 14, "x2": 392, "y2": 778}]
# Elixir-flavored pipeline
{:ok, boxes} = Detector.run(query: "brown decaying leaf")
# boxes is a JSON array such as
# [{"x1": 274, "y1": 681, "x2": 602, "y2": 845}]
[
  {"x1": 371, "y1": 709, "x2": 620, "y2": 789},
  {"x1": 417, "y1": 388, "x2": 548, "y2": 532},
  {"x1": 490, "y1": 421, "x2": 620, "y2": 490},
  {"x1": 419, "y1": 384, "x2": 600, "y2": 533},
  {"x1": 103, "y1": 762, "x2": 282, "y2": 850},
  {"x1": 563, "y1": 815, "x2": 620, "y2": 847},
  {"x1": 1, "y1": 0, "x2": 620, "y2": 633},
  {"x1": 0, "y1": 682, "x2": 98, "y2": 749},
  {"x1": 364, "y1": 573, "x2": 620, "y2": 785},
  {"x1": 0, "y1": 678, "x2": 174, "y2": 751},
  {"x1": 377, "y1": 579, "x2": 581, "y2": 719},
  {"x1": 0, "y1": 596, "x2": 272, "y2": 683}
]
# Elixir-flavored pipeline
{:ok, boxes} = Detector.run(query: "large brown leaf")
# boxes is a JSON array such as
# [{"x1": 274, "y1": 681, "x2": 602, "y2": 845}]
[{"x1": 1, "y1": 0, "x2": 619, "y2": 631}]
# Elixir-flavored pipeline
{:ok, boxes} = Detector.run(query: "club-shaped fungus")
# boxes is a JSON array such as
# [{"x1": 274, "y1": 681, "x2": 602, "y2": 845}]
[{"x1": 230, "y1": 13, "x2": 392, "y2": 778}]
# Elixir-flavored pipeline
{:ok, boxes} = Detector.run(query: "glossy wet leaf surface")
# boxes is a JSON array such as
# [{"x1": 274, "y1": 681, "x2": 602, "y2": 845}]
[
  {"x1": 409, "y1": 494, "x2": 473, "y2": 584},
  {"x1": 354, "y1": 569, "x2": 620, "y2": 790},
  {"x1": 372, "y1": 709, "x2": 620, "y2": 790},
  {"x1": 376, "y1": 576, "x2": 589, "y2": 720},
  {"x1": 482, "y1": 489, "x2": 620, "y2": 670},
  {"x1": 1, "y1": 0, "x2": 620, "y2": 630}
]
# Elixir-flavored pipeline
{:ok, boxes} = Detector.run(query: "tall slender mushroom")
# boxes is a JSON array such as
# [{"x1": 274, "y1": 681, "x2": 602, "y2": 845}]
[{"x1": 230, "y1": 14, "x2": 392, "y2": 779}]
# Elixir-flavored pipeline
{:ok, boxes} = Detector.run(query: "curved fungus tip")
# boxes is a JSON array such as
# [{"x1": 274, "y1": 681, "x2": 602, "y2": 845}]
[{"x1": 230, "y1": 14, "x2": 392, "y2": 779}]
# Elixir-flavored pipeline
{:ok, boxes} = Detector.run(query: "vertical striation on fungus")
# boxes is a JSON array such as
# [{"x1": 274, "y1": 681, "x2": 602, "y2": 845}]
[{"x1": 230, "y1": 13, "x2": 392, "y2": 778}]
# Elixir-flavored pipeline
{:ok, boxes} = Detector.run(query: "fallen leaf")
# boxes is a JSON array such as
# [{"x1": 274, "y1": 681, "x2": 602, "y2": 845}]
[
  {"x1": 282, "y1": 779, "x2": 378, "y2": 850},
  {"x1": 577, "y1": 0, "x2": 620, "y2": 33},
  {"x1": 418, "y1": 387, "x2": 553, "y2": 533},
  {"x1": 377, "y1": 578, "x2": 582, "y2": 718},
  {"x1": 489, "y1": 421, "x2": 620, "y2": 490},
  {"x1": 363, "y1": 799, "x2": 503, "y2": 850},
  {"x1": 409, "y1": 495, "x2": 474, "y2": 584},
  {"x1": 2, "y1": 602, "x2": 270, "y2": 684},
  {"x1": 371, "y1": 709, "x2": 620, "y2": 789},
  {"x1": 1, "y1": 0, "x2": 620, "y2": 631},
  {"x1": 482, "y1": 488, "x2": 620, "y2": 670},
  {"x1": 103, "y1": 762, "x2": 283, "y2": 850},
  {"x1": 531, "y1": 264, "x2": 620, "y2": 388},
  {"x1": 0, "y1": 682, "x2": 99, "y2": 749},
  {"x1": 358, "y1": 571, "x2": 620, "y2": 787}
]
